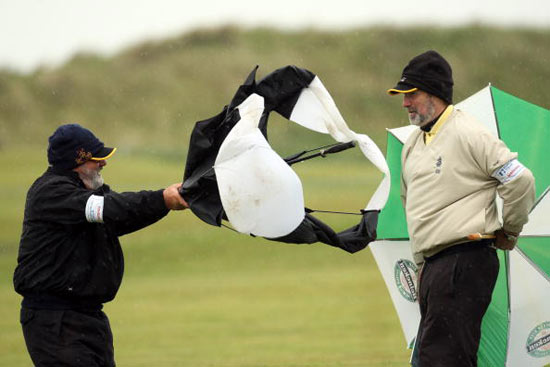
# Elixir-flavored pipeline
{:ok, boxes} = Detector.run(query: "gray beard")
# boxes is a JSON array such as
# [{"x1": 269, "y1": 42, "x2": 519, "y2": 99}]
[
  {"x1": 79, "y1": 168, "x2": 104, "y2": 190},
  {"x1": 87, "y1": 173, "x2": 104, "y2": 190},
  {"x1": 408, "y1": 100, "x2": 436, "y2": 127}
]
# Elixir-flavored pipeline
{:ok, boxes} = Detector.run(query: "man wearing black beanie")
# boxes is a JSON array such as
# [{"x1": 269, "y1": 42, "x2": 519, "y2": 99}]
[
  {"x1": 388, "y1": 51, "x2": 535, "y2": 366},
  {"x1": 14, "y1": 124, "x2": 189, "y2": 367}
]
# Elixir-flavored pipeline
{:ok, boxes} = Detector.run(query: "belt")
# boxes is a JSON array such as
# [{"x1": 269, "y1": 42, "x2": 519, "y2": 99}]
[{"x1": 425, "y1": 239, "x2": 495, "y2": 262}]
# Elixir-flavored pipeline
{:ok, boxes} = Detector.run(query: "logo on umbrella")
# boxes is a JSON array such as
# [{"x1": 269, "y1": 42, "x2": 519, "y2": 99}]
[
  {"x1": 394, "y1": 259, "x2": 418, "y2": 302},
  {"x1": 526, "y1": 321, "x2": 550, "y2": 358}
]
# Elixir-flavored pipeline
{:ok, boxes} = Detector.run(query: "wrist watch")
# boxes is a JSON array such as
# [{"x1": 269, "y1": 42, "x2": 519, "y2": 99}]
[{"x1": 504, "y1": 231, "x2": 518, "y2": 242}]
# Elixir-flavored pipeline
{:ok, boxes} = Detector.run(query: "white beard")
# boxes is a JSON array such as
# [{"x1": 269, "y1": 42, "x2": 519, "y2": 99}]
[
  {"x1": 88, "y1": 172, "x2": 104, "y2": 190},
  {"x1": 79, "y1": 167, "x2": 104, "y2": 190}
]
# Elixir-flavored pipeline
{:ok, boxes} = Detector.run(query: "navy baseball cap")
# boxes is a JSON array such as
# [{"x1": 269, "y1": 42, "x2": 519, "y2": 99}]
[{"x1": 47, "y1": 124, "x2": 116, "y2": 170}]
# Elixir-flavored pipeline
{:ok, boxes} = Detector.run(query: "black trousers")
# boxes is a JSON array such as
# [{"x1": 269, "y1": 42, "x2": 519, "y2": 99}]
[
  {"x1": 20, "y1": 308, "x2": 115, "y2": 367},
  {"x1": 413, "y1": 242, "x2": 499, "y2": 367}
]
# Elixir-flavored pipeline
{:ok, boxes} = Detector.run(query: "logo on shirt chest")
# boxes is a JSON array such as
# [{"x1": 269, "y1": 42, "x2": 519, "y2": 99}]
[{"x1": 435, "y1": 156, "x2": 442, "y2": 174}]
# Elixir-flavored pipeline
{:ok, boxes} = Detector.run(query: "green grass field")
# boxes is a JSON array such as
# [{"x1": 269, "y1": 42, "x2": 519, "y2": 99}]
[
  {"x1": 1, "y1": 24, "x2": 548, "y2": 366},
  {"x1": 0, "y1": 147, "x2": 411, "y2": 366}
]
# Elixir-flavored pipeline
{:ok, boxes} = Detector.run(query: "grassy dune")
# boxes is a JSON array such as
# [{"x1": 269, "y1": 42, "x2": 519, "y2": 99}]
[{"x1": 1, "y1": 26, "x2": 549, "y2": 153}]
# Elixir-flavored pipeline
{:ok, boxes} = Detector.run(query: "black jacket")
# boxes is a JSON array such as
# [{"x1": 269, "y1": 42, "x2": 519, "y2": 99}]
[{"x1": 13, "y1": 167, "x2": 170, "y2": 310}]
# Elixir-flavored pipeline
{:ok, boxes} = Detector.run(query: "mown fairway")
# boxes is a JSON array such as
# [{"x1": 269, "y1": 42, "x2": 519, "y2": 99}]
[{"x1": 0, "y1": 147, "x2": 410, "y2": 366}]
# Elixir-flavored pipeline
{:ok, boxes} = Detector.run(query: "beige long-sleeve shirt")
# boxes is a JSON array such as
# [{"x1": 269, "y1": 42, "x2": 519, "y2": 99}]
[{"x1": 401, "y1": 106, "x2": 536, "y2": 265}]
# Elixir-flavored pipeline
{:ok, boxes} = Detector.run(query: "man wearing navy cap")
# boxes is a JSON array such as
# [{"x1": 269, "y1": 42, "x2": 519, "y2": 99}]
[
  {"x1": 388, "y1": 51, "x2": 535, "y2": 366},
  {"x1": 14, "y1": 124, "x2": 188, "y2": 367}
]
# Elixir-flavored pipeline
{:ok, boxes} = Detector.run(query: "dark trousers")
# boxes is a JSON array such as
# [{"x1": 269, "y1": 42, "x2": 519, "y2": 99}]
[
  {"x1": 20, "y1": 308, "x2": 115, "y2": 367},
  {"x1": 413, "y1": 242, "x2": 499, "y2": 367}
]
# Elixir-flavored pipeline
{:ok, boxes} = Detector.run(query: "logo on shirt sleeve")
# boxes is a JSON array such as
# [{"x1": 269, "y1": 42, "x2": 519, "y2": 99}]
[
  {"x1": 85, "y1": 195, "x2": 104, "y2": 223},
  {"x1": 491, "y1": 159, "x2": 525, "y2": 184}
]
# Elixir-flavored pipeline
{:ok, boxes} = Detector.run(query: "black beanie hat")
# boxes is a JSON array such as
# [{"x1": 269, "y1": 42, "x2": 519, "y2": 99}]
[
  {"x1": 387, "y1": 50, "x2": 454, "y2": 104},
  {"x1": 47, "y1": 124, "x2": 116, "y2": 171}
]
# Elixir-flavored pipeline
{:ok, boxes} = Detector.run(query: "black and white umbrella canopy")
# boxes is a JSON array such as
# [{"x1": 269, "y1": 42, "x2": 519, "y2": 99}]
[{"x1": 181, "y1": 65, "x2": 389, "y2": 253}]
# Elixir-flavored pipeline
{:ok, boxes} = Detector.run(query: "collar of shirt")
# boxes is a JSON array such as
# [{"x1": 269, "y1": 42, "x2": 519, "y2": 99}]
[{"x1": 424, "y1": 105, "x2": 454, "y2": 145}]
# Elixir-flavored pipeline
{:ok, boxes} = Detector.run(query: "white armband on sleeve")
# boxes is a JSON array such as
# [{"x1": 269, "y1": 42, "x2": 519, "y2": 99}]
[
  {"x1": 85, "y1": 195, "x2": 104, "y2": 223},
  {"x1": 491, "y1": 159, "x2": 526, "y2": 184}
]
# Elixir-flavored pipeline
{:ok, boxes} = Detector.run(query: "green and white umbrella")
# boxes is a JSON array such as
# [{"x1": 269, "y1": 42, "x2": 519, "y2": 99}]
[{"x1": 370, "y1": 85, "x2": 550, "y2": 366}]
